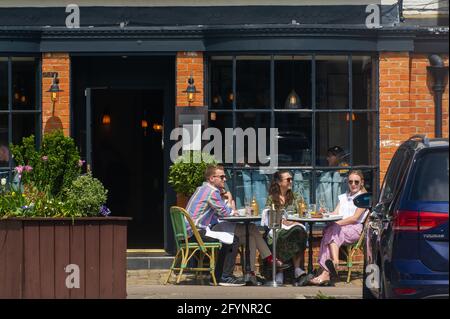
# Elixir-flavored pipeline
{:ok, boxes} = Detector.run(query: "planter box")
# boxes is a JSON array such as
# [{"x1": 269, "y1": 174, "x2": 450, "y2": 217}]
[{"x1": 0, "y1": 217, "x2": 131, "y2": 299}]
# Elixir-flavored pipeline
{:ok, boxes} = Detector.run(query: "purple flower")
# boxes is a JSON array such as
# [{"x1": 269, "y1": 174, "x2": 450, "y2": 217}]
[
  {"x1": 24, "y1": 165, "x2": 33, "y2": 172},
  {"x1": 42, "y1": 156, "x2": 48, "y2": 161},
  {"x1": 78, "y1": 160, "x2": 86, "y2": 167},
  {"x1": 99, "y1": 205, "x2": 111, "y2": 216}
]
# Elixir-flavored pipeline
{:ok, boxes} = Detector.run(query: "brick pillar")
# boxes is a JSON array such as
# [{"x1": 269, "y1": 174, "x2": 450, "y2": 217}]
[
  {"x1": 176, "y1": 52, "x2": 204, "y2": 107},
  {"x1": 379, "y1": 52, "x2": 411, "y2": 181},
  {"x1": 42, "y1": 53, "x2": 70, "y2": 136},
  {"x1": 379, "y1": 53, "x2": 449, "y2": 182}
]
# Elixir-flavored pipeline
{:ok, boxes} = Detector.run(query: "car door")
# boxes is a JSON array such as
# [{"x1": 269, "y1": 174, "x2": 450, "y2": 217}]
[{"x1": 367, "y1": 146, "x2": 408, "y2": 297}]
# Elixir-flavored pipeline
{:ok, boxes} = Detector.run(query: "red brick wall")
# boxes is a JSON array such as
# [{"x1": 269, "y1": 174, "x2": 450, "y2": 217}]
[
  {"x1": 176, "y1": 52, "x2": 204, "y2": 107},
  {"x1": 42, "y1": 53, "x2": 70, "y2": 136},
  {"x1": 379, "y1": 52, "x2": 449, "y2": 182}
]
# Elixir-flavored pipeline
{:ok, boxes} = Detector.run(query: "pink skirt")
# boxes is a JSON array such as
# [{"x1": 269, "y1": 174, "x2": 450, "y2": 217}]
[{"x1": 318, "y1": 222, "x2": 363, "y2": 271}]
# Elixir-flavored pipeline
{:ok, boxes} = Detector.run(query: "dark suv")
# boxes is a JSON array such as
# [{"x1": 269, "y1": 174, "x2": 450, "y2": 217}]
[{"x1": 363, "y1": 135, "x2": 449, "y2": 299}]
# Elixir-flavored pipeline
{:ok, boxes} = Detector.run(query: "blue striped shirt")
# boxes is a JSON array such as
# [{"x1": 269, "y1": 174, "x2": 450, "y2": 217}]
[{"x1": 185, "y1": 182, "x2": 233, "y2": 237}]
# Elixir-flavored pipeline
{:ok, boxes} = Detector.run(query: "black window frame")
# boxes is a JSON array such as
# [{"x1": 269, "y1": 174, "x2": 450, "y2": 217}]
[
  {"x1": 0, "y1": 55, "x2": 42, "y2": 181},
  {"x1": 206, "y1": 53, "x2": 380, "y2": 207}
]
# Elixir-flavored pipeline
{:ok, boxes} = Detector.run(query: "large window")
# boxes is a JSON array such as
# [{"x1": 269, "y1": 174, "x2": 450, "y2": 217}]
[
  {"x1": 209, "y1": 55, "x2": 378, "y2": 213},
  {"x1": 0, "y1": 57, "x2": 40, "y2": 181}
]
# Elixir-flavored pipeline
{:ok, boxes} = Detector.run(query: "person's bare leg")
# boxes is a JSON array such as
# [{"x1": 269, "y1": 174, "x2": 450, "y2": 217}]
[{"x1": 329, "y1": 242, "x2": 340, "y2": 265}]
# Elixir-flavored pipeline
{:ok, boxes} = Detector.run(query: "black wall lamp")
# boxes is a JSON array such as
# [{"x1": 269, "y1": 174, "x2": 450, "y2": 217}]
[
  {"x1": 46, "y1": 73, "x2": 63, "y2": 113},
  {"x1": 183, "y1": 73, "x2": 200, "y2": 104},
  {"x1": 427, "y1": 55, "x2": 449, "y2": 138}
]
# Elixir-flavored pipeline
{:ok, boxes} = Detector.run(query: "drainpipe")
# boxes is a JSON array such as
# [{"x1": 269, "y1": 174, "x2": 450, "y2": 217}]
[
  {"x1": 398, "y1": 0, "x2": 405, "y2": 22},
  {"x1": 427, "y1": 55, "x2": 449, "y2": 138}
]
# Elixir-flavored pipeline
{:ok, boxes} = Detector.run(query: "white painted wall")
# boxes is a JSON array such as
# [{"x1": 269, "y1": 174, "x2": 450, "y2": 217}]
[{"x1": 403, "y1": 0, "x2": 449, "y2": 16}]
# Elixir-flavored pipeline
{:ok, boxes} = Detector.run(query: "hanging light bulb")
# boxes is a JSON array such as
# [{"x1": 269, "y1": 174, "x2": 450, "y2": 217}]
[
  {"x1": 285, "y1": 89, "x2": 300, "y2": 109},
  {"x1": 141, "y1": 119, "x2": 148, "y2": 128},
  {"x1": 153, "y1": 123, "x2": 163, "y2": 133},
  {"x1": 102, "y1": 113, "x2": 111, "y2": 125},
  {"x1": 285, "y1": 56, "x2": 301, "y2": 109},
  {"x1": 346, "y1": 113, "x2": 356, "y2": 121}
]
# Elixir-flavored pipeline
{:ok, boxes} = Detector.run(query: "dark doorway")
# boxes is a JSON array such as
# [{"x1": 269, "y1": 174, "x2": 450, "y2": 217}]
[{"x1": 90, "y1": 89, "x2": 164, "y2": 248}]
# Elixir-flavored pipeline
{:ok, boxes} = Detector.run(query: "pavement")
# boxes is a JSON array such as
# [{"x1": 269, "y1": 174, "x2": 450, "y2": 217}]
[{"x1": 126, "y1": 270, "x2": 363, "y2": 299}]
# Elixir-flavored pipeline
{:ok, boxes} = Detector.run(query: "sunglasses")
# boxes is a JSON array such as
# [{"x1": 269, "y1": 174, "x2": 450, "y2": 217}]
[
  {"x1": 214, "y1": 175, "x2": 226, "y2": 180},
  {"x1": 284, "y1": 177, "x2": 293, "y2": 182},
  {"x1": 348, "y1": 180, "x2": 361, "y2": 185}
]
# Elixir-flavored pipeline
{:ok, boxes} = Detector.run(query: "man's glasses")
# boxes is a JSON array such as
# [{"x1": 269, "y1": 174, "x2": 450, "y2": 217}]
[
  {"x1": 214, "y1": 175, "x2": 226, "y2": 180},
  {"x1": 348, "y1": 180, "x2": 361, "y2": 185}
]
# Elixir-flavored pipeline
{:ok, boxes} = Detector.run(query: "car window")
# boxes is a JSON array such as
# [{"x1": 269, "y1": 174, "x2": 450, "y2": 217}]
[
  {"x1": 379, "y1": 147, "x2": 405, "y2": 203},
  {"x1": 409, "y1": 149, "x2": 449, "y2": 202}
]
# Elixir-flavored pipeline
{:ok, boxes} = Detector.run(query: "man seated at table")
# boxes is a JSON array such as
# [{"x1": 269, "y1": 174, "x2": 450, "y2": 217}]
[{"x1": 186, "y1": 164, "x2": 288, "y2": 286}]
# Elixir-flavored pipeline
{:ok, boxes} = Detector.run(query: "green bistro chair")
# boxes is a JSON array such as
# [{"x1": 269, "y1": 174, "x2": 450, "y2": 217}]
[
  {"x1": 339, "y1": 218, "x2": 368, "y2": 283},
  {"x1": 165, "y1": 206, "x2": 222, "y2": 286}
]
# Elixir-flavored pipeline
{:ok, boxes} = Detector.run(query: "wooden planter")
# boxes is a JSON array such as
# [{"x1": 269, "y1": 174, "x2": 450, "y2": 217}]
[
  {"x1": 176, "y1": 193, "x2": 189, "y2": 208},
  {"x1": 0, "y1": 217, "x2": 131, "y2": 299}
]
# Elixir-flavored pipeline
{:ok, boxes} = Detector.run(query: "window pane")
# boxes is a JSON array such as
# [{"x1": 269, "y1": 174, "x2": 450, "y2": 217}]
[
  {"x1": 12, "y1": 113, "x2": 37, "y2": 145},
  {"x1": 316, "y1": 168, "x2": 374, "y2": 212},
  {"x1": 207, "y1": 112, "x2": 232, "y2": 164},
  {"x1": 292, "y1": 170, "x2": 312, "y2": 205},
  {"x1": 316, "y1": 56, "x2": 348, "y2": 109},
  {"x1": 353, "y1": 56, "x2": 373, "y2": 109},
  {"x1": 210, "y1": 59, "x2": 233, "y2": 109},
  {"x1": 275, "y1": 56, "x2": 312, "y2": 109},
  {"x1": 275, "y1": 113, "x2": 312, "y2": 166},
  {"x1": 316, "y1": 112, "x2": 349, "y2": 166},
  {"x1": 230, "y1": 169, "x2": 271, "y2": 214},
  {"x1": 236, "y1": 57, "x2": 270, "y2": 109},
  {"x1": 316, "y1": 169, "x2": 347, "y2": 212},
  {"x1": 0, "y1": 115, "x2": 9, "y2": 167},
  {"x1": 236, "y1": 113, "x2": 271, "y2": 166},
  {"x1": 352, "y1": 112, "x2": 376, "y2": 165},
  {"x1": 12, "y1": 58, "x2": 37, "y2": 110},
  {"x1": 0, "y1": 58, "x2": 7, "y2": 110}
]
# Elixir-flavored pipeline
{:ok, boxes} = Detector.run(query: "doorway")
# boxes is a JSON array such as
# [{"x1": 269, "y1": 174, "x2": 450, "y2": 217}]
[{"x1": 88, "y1": 88, "x2": 164, "y2": 248}]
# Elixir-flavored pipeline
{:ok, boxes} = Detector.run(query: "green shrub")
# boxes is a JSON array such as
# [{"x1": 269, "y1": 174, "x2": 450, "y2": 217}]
[
  {"x1": 168, "y1": 151, "x2": 217, "y2": 196},
  {"x1": 64, "y1": 173, "x2": 108, "y2": 216},
  {"x1": 10, "y1": 130, "x2": 81, "y2": 198}
]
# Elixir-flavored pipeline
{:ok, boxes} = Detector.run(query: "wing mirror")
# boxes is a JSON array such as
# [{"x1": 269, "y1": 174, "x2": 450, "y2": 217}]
[{"x1": 353, "y1": 192, "x2": 372, "y2": 209}]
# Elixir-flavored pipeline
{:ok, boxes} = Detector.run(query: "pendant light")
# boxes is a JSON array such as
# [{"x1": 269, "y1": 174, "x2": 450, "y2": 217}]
[{"x1": 285, "y1": 56, "x2": 301, "y2": 109}]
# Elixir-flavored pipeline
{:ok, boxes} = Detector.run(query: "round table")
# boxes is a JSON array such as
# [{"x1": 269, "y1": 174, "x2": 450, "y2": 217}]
[
  {"x1": 220, "y1": 216, "x2": 261, "y2": 284},
  {"x1": 286, "y1": 215, "x2": 343, "y2": 273}
]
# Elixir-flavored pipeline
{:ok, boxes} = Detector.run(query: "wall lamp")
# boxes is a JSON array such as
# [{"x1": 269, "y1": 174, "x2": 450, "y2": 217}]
[
  {"x1": 183, "y1": 73, "x2": 200, "y2": 104},
  {"x1": 46, "y1": 73, "x2": 63, "y2": 113}
]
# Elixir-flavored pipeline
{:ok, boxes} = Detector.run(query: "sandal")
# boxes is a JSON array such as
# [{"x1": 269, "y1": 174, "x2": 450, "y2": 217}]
[
  {"x1": 325, "y1": 259, "x2": 339, "y2": 281},
  {"x1": 308, "y1": 276, "x2": 333, "y2": 286}
]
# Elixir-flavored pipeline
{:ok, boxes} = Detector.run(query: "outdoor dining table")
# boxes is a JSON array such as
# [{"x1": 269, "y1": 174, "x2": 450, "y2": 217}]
[
  {"x1": 287, "y1": 215, "x2": 343, "y2": 274},
  {"x1": 219, "y1": 216, "x2": 261, "y2": 285}
]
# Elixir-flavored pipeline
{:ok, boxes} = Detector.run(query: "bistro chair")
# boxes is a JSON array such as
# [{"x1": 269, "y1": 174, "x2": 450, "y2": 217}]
[
  {"x1": 165, "y1": 206, "x2": 222, "y2": 286},
  {"x1": 338, "y1": 218, "x2": 369, "y2": 283}
]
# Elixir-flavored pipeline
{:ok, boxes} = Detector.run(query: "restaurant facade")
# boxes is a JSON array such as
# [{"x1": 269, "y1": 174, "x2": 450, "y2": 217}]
[{"x1": 0, "y1": 1, "x2": 448, "y2": 253}]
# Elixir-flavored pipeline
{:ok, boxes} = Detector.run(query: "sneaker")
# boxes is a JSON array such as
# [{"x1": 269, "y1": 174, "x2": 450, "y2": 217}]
[{"x1": 219, "y1": 275, "x2": 246, "y2": 287}]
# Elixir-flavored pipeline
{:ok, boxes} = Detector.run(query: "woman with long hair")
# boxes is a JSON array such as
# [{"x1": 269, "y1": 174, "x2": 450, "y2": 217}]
[
  {"x1": 309, "y1": 170, "x2": 369, "y2": 286},
  {"x1": 264, "y1": 170, "x2": 308, "y2": 286}
]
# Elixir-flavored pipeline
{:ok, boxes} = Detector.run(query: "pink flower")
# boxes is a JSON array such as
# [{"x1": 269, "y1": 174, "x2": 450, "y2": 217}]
[
  {"x1": 15, "y1": 165, "x2": 24, "y2": 174},
  {"x1": 42, "y1": 156, "x2": 48, "y2": 161},
  {"x1": 78, "y1": 160, "x2": 86, "y2": 167},
  {"x1": 24, "y1": 165, "x2": 33, "y2": 172}
]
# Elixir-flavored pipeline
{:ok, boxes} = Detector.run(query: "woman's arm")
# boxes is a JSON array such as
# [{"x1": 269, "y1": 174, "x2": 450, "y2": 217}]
[
  {"x1": 336, "y1": 207, "x2": 366, "y2": 226},
  {"x1": 330, "y1": 202, "x2": 340, "y2": 215}
]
